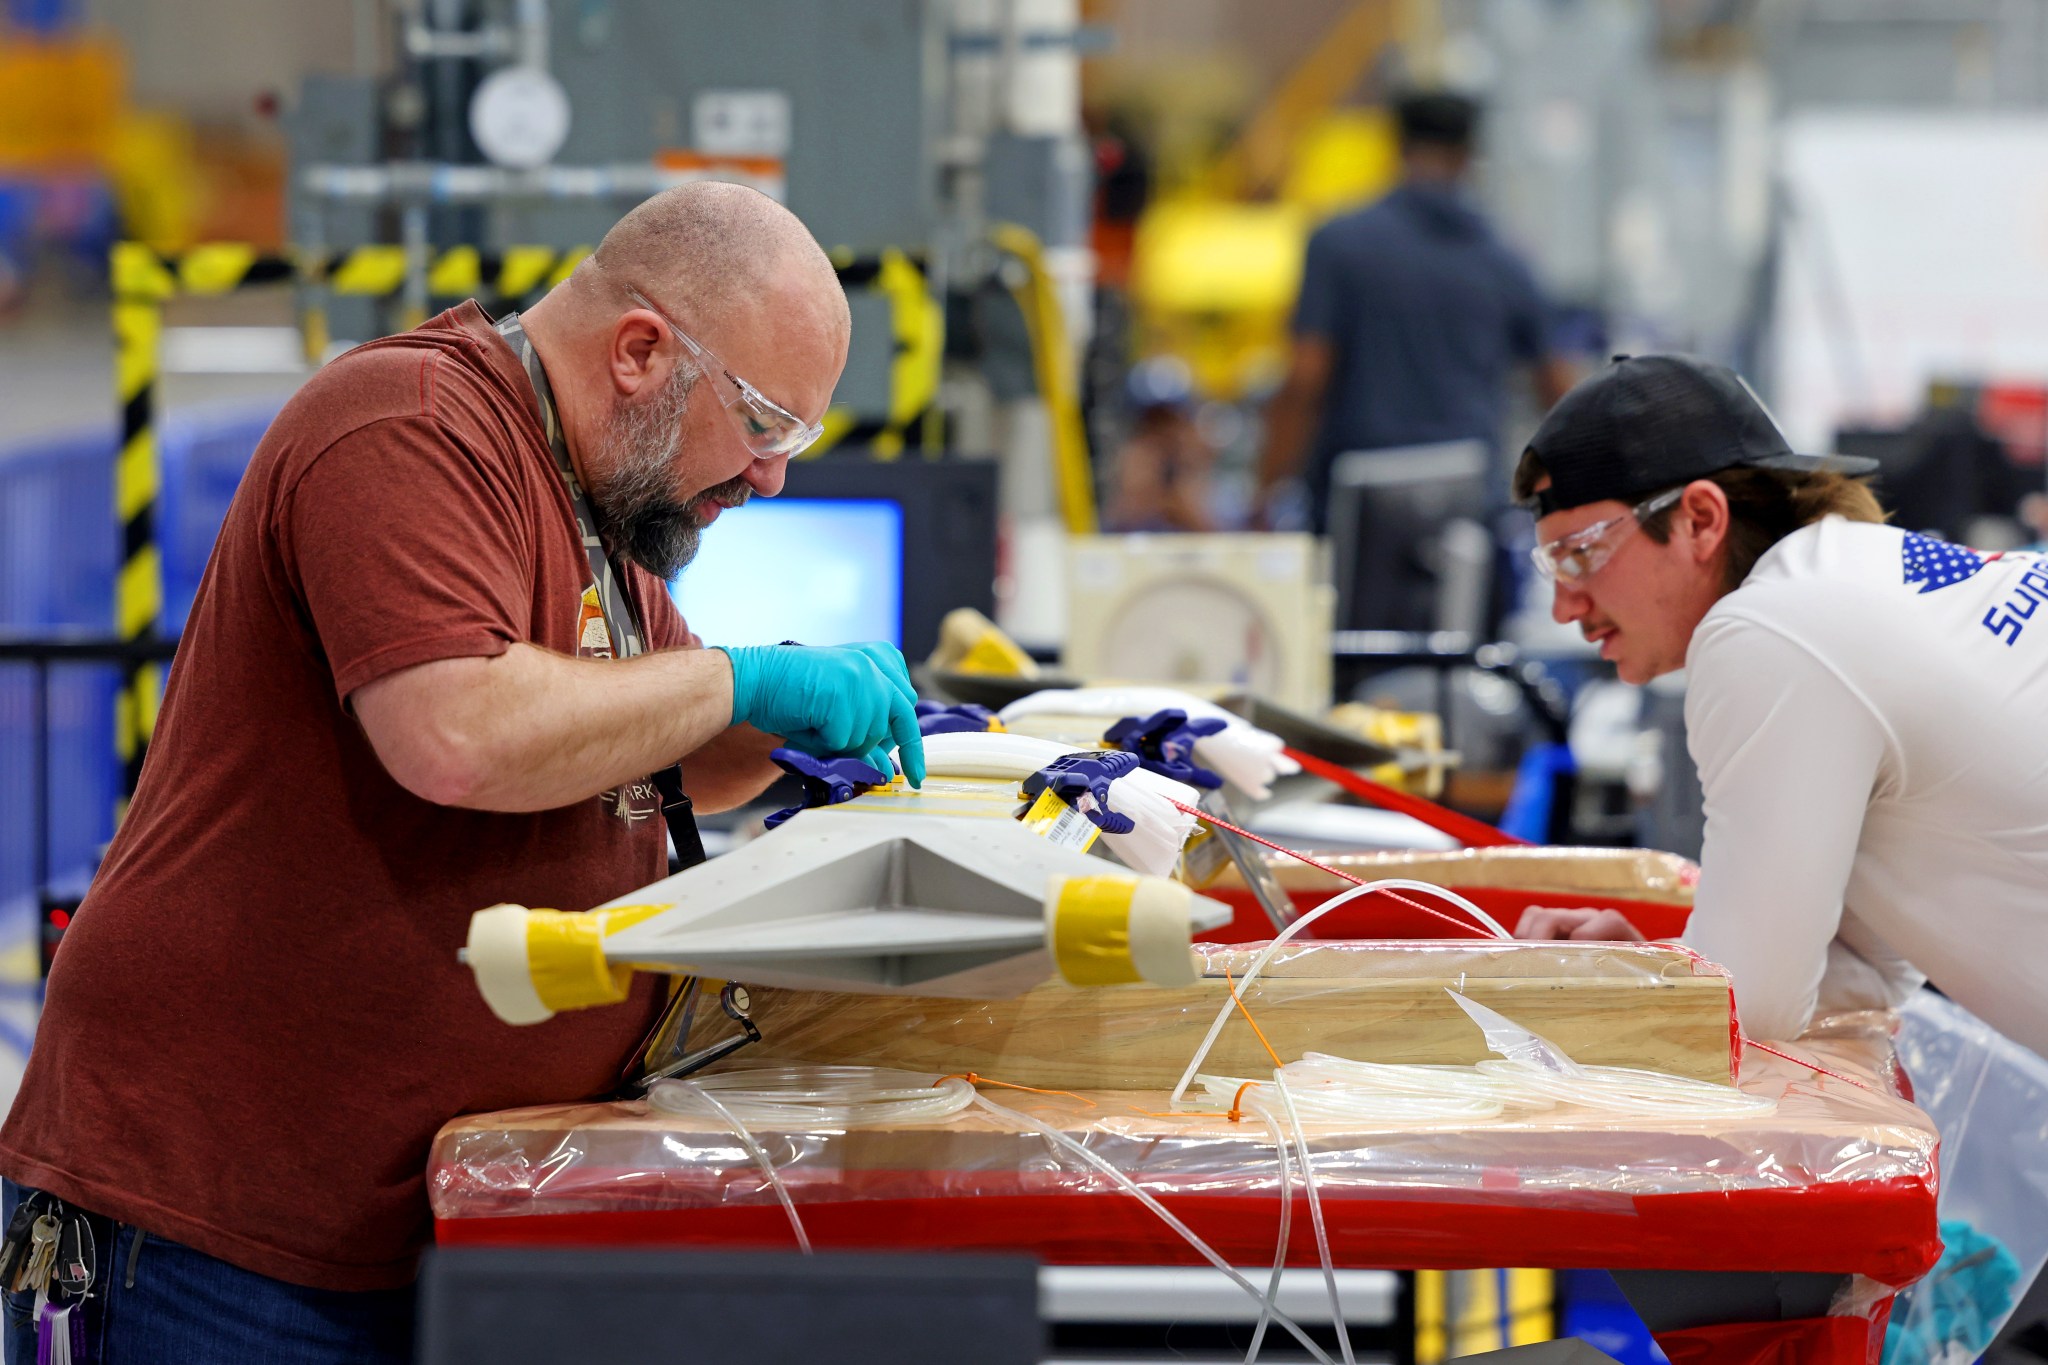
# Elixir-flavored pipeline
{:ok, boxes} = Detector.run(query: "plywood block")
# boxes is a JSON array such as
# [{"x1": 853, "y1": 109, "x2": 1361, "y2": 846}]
[
  {"x1": 731, "y1": 940, "x2": 1736, "y2": 1088},
  {"x1": 1203, "y1": 846, "x2": 1697, "y2": 902}
]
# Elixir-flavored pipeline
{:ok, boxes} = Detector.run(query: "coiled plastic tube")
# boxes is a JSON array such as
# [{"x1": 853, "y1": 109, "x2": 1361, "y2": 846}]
[
  {"x1": 1172, "y1": 878, "x2": 1513, "y2": 1107},
  {"x1": 1472, "y1": 1059, "x2": 1777, "y2": 1118},
  {"x1": 1191, "y1": 1073, "x2": 1509, "y2": 1123}
]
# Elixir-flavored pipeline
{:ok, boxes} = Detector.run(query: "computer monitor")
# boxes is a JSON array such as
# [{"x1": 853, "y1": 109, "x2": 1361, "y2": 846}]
[
  {"x1": 668, "y1": 458, "x2": 998, "y2": 660},
  {"x1": 1326, "y1": 441, "x2": 1493, "y2": 634}
]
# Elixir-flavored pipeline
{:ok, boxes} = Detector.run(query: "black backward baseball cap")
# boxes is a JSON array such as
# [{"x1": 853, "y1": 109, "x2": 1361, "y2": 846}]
[{"x1": 1521, "y1": 354, "x2": 1877, "y2": 517}]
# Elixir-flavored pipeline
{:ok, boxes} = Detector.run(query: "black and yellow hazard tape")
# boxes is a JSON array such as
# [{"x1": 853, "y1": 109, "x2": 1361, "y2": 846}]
[
  {"x1": 812, "y1": 248, "x2": 944, "y2": 460},
  {"x1": 107, "y1": 238, "x2": 943, "y2": 808},
  {"x1": 104, "y1": 241, "x2": 593, "y2": 810}
]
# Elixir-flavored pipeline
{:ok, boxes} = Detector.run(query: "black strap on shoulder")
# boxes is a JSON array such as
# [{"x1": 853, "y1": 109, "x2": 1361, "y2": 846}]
[{"x1": 652, "y1": 765, "x2": 706, "y2": 870}]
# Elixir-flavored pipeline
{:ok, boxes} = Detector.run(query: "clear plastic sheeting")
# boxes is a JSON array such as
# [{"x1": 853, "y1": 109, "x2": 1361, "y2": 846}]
[
  {"x1": 429, "y1": 1022, "x2": 1939, "y2": 1287},
  {"x1": 1884, "y1": 991, "x2": 2048, "y2": 1363},
  {"x1": 1205, "y1": 845, "x2": 1698, "y2": 901}
]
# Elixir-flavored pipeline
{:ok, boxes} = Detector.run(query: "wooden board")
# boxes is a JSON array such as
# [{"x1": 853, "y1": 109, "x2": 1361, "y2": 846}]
[
  {"x1": 1203, "y1": 845, "x2": 1698, "y2": 902},
  {"x1": 730, "y1": 941, "x2": 1736, "y2": 1088}
]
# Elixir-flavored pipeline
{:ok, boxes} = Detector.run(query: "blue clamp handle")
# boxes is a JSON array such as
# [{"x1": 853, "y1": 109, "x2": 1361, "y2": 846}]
[
  {"x1": 1102, "y1": 708, "x2": 1226, "y2": 790},
  {"x1": 1020, "y1": 749, "x2": 1139, "y2": 835},
  {"x1": 914, "y1": 701, "x2": 1000, "y2": 736},
  {"x1": 764, "y1": 748, "x2": 891, "y2": 830}
]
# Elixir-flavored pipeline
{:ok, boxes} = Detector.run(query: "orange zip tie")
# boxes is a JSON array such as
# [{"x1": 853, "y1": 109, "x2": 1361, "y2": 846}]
[
  {"x1": 934, "y1": 1072, "x2": 1098, "y2": 1108},
  {"x1": 1226, "y1": 1079, "x2": 1262, "y2": 1124},
  {"x1": 1221, "y1": 965, "x2": 1286, "y2": 1072}
]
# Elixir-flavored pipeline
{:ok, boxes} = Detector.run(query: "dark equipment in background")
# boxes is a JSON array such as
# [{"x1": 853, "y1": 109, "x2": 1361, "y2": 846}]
[
  {"x1": 416, "y1": 1248, "x2": 1043, "y2": 1365},
  {"x1": 1326, "y1": 441, "x2": 1494, "y2": 635},
  {"x1": 775, "y1": 457, "x2": 999, "y2": 663},
  {"x1": 1834, "y1": 405, "x2": 2031, "y2": 544}
]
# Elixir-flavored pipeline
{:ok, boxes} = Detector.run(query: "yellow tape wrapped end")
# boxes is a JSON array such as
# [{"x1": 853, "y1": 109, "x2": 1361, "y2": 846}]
[
  {"x1": 466, "y1": 902, "x2": 673, "y2": 1025},
  {"x1": 1045, "y1": 875, "x2": 1199, "y2": 988}
]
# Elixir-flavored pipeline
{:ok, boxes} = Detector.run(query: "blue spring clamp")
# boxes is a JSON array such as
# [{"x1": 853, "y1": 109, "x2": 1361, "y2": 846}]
[
  {"x1": 1020, "y1": 749, "x2": 1140, "y2": 834},
  {"x1": 914, "y1": 700, "x2": 1001, "y2": 736},
  {"x1": 763, "y1": 748, "x2": 891, "y2": 830},
  {"x1": 1102, "y1": 708, "x2": 1226, "y2": 789}
]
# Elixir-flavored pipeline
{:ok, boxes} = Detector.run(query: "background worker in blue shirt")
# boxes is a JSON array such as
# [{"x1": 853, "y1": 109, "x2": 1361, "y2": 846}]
[{"x1": 1256, "y1": 90, "x2": 1575, "y2": 532}]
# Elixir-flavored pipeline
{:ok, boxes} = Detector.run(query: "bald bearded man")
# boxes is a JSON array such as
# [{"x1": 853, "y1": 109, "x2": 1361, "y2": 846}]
[{"x1": 0, "y1": 185, "x2": 920, "y2": 1365}]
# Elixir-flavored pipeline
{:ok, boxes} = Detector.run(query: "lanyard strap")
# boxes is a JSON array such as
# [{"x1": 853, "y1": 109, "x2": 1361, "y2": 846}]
[{"x1": 495, "y1": 311, "x2": 705, "y2": 870}]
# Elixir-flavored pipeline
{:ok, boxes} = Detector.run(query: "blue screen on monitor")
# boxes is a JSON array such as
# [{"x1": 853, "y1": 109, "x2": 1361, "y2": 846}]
[{"x1": 668, "y1": 498, "x2": 905, "y2": 648}]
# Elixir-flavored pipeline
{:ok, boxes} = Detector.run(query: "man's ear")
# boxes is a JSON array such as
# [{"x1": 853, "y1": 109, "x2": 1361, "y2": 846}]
[
  {"x1": 608, "y1": 311, "x2": 666, "y2": 397},
  {"x1": 1680, "y1": 479, "x2": 1731, "y2": 564}
]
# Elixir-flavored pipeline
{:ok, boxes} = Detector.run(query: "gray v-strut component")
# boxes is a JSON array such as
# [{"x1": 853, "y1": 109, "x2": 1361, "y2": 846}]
[{"x1": 595, "y1": 814, "x2": 1233, "y2": 998}]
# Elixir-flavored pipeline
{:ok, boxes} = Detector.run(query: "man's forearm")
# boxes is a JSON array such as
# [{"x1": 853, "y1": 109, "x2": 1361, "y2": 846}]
[
  {"x1": 357, "y1": 642, "x2": 738, "y2": 813},
  {"x1": 680, "y1": 722, "x2": 785, "y2": 813}
]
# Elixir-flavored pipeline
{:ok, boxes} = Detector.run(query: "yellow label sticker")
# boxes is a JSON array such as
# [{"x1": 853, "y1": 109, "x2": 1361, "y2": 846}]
[{"x1": 1021, "y1": 788, "x2": 1099, "y2": 852}]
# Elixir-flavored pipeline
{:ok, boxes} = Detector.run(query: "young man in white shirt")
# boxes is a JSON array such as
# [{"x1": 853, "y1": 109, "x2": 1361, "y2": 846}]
[{"x1": 1511, "y1": 354, "x2": 2048, "y2": 1058}]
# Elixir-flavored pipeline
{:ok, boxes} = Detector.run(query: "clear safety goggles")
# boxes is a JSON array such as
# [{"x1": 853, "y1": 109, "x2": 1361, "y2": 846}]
[
  {"x1": 1528, "y1": 487, "x2": 1683, "y2": 585},
  {"x1": 623, "y1": 286, "x2": 825, "y2": 460}
]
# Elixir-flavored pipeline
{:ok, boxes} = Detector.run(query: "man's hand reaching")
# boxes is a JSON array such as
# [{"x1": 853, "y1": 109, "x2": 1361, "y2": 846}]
[
  {"x1": 718, "y1": 641, "x2": 926, "y2": 787},
  {"x1": 1513, "y1": 907, "x2": 1647, "y2": 942}
]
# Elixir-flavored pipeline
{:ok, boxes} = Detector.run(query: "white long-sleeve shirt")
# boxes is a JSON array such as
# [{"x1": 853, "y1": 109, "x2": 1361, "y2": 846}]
[{"x1": 1680, "y1": 517, "x2": 2048, "y2": 1056}]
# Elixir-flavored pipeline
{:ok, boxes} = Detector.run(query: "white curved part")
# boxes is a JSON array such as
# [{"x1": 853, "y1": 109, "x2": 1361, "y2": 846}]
[
  {"x1": 1126, "y1": 877, "x2": 1200, "y2": 987},
  {"x1": 999, "y1": 685, "x2": 1241, "y2": 727},
  {"x1": 921, "y1": 730, "x2": 1080, "y2": 779},
  {"x1": 1097, "y1": 782, "x2": 1198, "y2": 877},
  {"x1": 465, "y1": 903, "x2": 551, "y2": 1026},
  {"x1": 1190, "y1": 725, "x2": 1298, "y2": 802},
  {"x1": 994, "y1": 687, "x2": 1301, "y2": 800},
  {"x1": 918, "y1": 731, "x2": 1201, "y2": 876}
]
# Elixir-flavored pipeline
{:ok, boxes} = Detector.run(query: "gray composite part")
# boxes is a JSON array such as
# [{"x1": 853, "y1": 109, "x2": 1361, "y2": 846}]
[{"x1": 596, "y1": 814, "x2": 1231, "y2": 997}]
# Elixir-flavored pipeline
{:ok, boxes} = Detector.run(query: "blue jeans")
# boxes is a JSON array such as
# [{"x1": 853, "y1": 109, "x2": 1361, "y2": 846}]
[{"x1": 2, "y1": 1182, "x2": 413, "y2": 1364}]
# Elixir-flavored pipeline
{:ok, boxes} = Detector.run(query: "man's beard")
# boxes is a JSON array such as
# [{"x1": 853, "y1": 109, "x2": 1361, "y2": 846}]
[{"x1": 586, "y1": 364, "x2": 751, "y2": 579}]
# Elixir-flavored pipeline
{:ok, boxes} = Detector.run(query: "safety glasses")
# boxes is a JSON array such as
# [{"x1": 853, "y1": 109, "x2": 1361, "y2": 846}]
[
  {"x1": 1528, "y1": 487, "x2": 1684, "y2": 585},
  {"x1": 623, "y1": 286, "x2": 824, "y2": 460}
]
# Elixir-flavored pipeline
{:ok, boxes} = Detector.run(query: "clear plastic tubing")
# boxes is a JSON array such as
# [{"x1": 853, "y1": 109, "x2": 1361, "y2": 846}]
[
  {"x1": 969, "y1": 1092, "x2": 1341, "y2": 1365},
  {"x1": 1172, "y1": 878, "x2": 1514, "y2": 1107},
  {"x1": 652, "y1": 1067, "x2": 981, "y2": 1254}
]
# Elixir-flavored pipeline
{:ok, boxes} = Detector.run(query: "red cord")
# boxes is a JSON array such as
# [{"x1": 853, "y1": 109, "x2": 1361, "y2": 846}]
[
  {"x1": 1172, "y1": 800, "x2": 1876, "y2": 1095},
  {"x1": 1282, "y1": 746, "x2": 1529, "y2": 848},
  {"x1": 1739, "y1": 1037, "x2": 1878, "y2": 1093}
]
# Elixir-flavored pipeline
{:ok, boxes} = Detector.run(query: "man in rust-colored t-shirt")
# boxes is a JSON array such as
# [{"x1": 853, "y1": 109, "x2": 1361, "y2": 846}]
[{"x1": 0, "y1": 185, "x2": 924, "y2": 1364}]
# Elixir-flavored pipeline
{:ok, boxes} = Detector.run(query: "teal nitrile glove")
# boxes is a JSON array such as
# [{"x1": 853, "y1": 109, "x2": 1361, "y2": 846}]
[{"x1": 717, "y1": 642, "x2": 926, "y2": 787}]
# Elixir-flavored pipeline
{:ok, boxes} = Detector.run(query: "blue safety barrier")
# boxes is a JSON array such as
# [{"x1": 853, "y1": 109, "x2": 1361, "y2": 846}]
[{"x1": 0, "y1": 400, "x2": 280, "y2": 923}]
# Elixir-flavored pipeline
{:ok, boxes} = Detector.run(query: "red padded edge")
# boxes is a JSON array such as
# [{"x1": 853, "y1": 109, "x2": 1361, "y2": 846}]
[{"x1": 435, "y1": 1176, "x2": 1938, "y2": 1286}]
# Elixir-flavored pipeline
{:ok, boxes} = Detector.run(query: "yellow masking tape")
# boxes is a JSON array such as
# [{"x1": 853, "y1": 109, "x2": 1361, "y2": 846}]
[
  {"x1": 1048, "y1": 875, "x2": 1144, "y2": 987},
  {"x1": 522, "y1": 910, "x2": 625, "y2": 1012},
  {"x1": 523, "y1": 902, "x2": 671, "y2": 1013}
]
